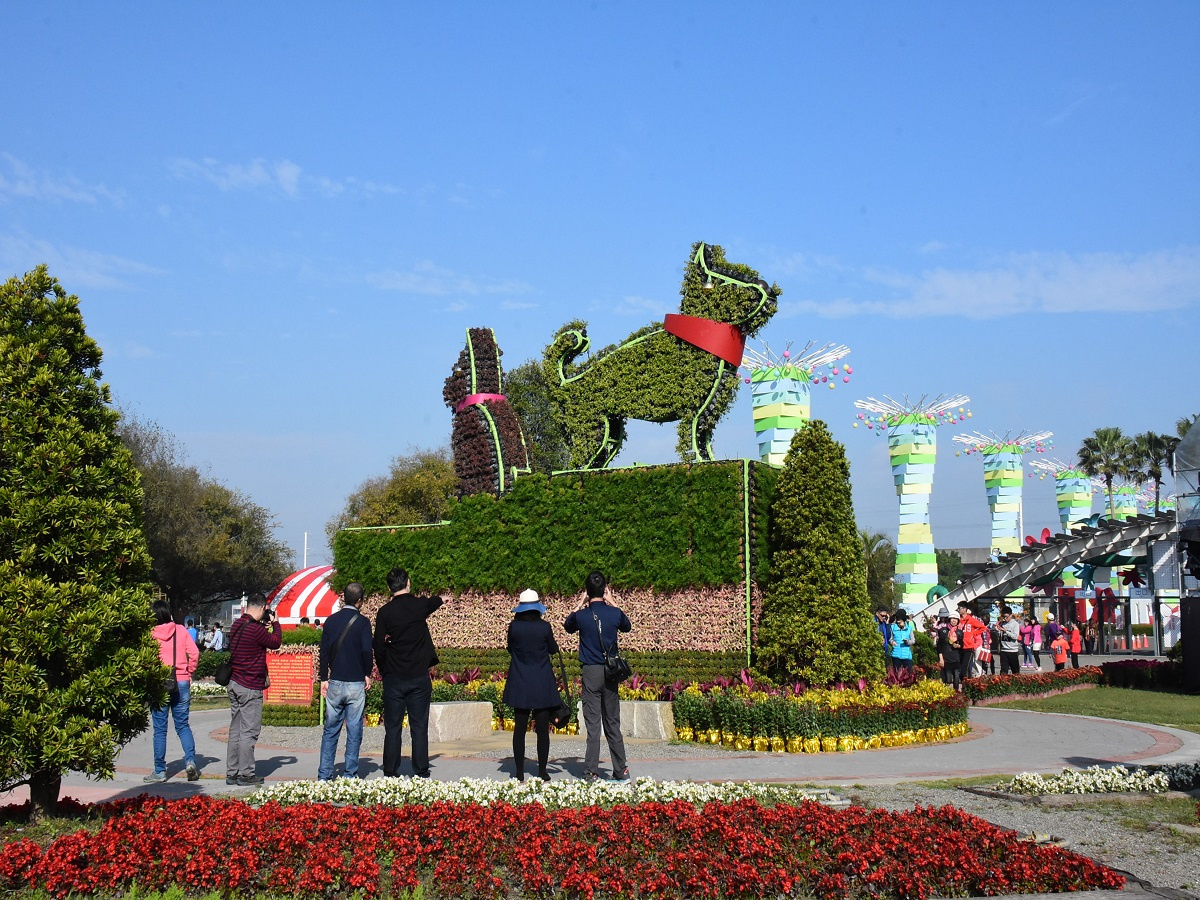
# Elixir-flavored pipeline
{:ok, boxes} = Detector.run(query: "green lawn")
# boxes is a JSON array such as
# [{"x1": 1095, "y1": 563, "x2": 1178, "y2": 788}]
[{"x1": 990, "y1": 687, "x2": 1200, "y2": 733}]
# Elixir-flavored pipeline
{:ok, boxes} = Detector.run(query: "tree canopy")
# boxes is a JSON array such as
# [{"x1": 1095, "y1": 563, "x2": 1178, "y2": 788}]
[
  {"x1": 936, "y1": 548, "x2": 964, "y2": 592},
  {"x1": 325, "y1": 447, "x2": 456, "y2": 547},
  {"x1": 859, "y1": 528, "x2": 896, "y2": 611},
  {"x1": 117, "y1": 414, "x2": 293, "y2": 613},
  {"x1": 1077, "y1": 427, "x2": 1133, "y2": 522},
  {"x1": 0, "y1": 266, "x2": 162, "y2": 819},
  {"x1": 504, "y1": 359, "x2": 570, "y2": 473}
]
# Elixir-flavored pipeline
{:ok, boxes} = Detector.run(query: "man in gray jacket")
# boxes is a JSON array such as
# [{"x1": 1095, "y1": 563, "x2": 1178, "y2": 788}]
[{"x1": 997, "y1": 605, "x2": 1022, "y2": 675}]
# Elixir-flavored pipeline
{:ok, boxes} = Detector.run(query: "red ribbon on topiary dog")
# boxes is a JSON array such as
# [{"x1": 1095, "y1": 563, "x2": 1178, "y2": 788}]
[{"x1": 663, "y1": 314, "x2": 745, "y2": 367}]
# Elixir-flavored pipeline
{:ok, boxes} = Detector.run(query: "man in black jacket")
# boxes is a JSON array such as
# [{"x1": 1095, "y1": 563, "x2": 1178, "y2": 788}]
[
  {"x1": 373, "y1": 567, "x2": 443, "y2": 778},
  {"x1": 317, "y1": 582, "x2": 374, "y2": 780}
]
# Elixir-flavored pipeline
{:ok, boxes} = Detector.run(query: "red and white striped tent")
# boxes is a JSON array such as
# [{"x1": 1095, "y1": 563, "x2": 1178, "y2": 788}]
[{"x1": 266, "y1": 565, "x2": 341, "y2": 628}]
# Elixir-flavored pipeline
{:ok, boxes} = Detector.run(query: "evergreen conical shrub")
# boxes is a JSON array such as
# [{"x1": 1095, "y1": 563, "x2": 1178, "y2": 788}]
[
  {"x1": 0, "y1": 266, "x2": 162, "y2": 819},
  {"x1": 757, "y1": 420, "x2": 884, "y2": 685}
]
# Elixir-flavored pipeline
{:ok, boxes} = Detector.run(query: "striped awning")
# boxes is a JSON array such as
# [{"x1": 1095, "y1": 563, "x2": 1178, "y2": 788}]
[{"x1": 266, "y1": 565, "x2": 341, "y2": 625}]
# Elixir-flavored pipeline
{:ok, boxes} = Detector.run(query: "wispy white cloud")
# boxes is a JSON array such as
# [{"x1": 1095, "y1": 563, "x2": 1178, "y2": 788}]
[
  {"x1": 167, "y1": 156, "x2": 399, "y2": 199},
  {"x1": 366, "y1": 260, "x2": 531, "y2": 298},
  {"x1": 501, "y1": 299, "x2": 538, "y2": 310},
  {"x1": 780, "y1": 247, "x2": 1200, "y2": 319},
  {"x1": 611, "y1": 294, "x2": 672, "y2": 318},
  {"x1": 0, "y1": 154, "x2": 123, "y2": 205},
  {"x1": 0, "y1": 233, "x2": 161, "y2": 290},
  {"x1": 122, "y1": 341, "x2": 158, "y2": 359}
]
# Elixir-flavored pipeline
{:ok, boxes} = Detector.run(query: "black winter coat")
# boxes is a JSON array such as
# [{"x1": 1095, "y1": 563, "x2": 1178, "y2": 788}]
[{"x1": 502, "y1": 614, "x2": 561, "y2": 711}]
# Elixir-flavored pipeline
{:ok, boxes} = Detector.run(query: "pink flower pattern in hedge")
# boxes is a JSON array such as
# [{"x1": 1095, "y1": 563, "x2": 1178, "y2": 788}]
[{"x1": 359, "y1": 586, "x2": 760, "y2": 653}]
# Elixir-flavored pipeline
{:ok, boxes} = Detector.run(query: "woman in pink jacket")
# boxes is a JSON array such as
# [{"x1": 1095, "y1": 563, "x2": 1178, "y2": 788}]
[{"x1": 145, "y1": 599, "x2": 201, "y2": 783}]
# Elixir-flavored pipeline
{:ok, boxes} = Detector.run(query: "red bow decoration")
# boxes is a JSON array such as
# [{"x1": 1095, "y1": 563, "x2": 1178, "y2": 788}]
[
  {"x1": 1119, "y1": 567, "x2": 1144, "y2": 587},
  {"x1": 1031, "y1": 578, "x2": 1064, "y2": 596},
  {"x1": 1025, "y1": 527, "x2": 1052, "y2": 547}
]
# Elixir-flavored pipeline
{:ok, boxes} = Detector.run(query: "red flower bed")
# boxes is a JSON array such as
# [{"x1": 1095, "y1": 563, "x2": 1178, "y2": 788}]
[
  {"x1": 962, "y1": 666, "x2": 1103, "y2": 703},
  {"x1": 0, "y1": 795, "x2": 1122, "y2": 899}
]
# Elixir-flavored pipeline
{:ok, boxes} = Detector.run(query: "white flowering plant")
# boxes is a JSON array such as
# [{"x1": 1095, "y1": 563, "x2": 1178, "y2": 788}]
[
  {"x1": 250, "y1": 775, "x2": 836, "y2": 810},
  {"x1": 190, "y1": 682, "x2": 229, "y2": 698},
  {"x1": 997, "y1": 765, "x2": 1169, "y2": 796}
]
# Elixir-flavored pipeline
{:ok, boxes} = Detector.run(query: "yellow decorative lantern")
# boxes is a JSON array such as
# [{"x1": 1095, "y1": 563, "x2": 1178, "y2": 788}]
[
  {"x1": 770, "y1": 737, "x2": 786, "y2": 753},
  {"x1": 753, "y1": 737, "x2": 769, "y2": 752},
  {"x1": 820, "y1": 736, "x2": 838, "y2": 753},
  {"x1": 786, "y1": 736, "x2": 803, "y2": 753},
  {"x1": 803, "y1": 737, "x2": 821, "y2": 754}
]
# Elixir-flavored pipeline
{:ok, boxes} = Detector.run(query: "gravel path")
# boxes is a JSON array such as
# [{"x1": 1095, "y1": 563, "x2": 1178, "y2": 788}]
[{"x1": 843, "y1": 783, "x2": 1200, "y2": 898}]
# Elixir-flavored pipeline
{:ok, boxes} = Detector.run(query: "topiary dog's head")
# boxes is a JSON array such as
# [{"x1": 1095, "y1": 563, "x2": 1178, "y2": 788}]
[{"x1": 679, "y1": 242, "x2": 780, "y2": 338}]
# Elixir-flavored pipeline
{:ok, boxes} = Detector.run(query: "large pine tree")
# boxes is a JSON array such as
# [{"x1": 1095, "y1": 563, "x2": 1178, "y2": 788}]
[
  {"x1": 0, "y1": 266, "x2": 162, "y2": 819},
  {"x1": 757, "y1": 421, "x2": 884, "y2": 685}
]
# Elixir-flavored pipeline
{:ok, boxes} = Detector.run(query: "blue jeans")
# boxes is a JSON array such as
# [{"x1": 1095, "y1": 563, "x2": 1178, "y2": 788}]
[
  {"x1": 318, "y1": 681, "x2": 366, "y2": 780},
  {"x1": 151, "y1": 681, "x2": 196, "y2": 774},
  {"x1": 382, "y1": 674, "x2": 432, "y2": 778}
]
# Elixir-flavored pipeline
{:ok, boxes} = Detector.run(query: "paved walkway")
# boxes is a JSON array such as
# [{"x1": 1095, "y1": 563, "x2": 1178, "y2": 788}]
[{"x1": 5, "y1": 704, "x2": 1197, "y2": 806}]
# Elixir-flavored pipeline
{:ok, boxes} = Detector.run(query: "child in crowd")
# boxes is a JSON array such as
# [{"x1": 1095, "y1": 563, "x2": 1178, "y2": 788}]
[{"x1": 1050, "y1": 629, "x2": 1070, "y2": 671}]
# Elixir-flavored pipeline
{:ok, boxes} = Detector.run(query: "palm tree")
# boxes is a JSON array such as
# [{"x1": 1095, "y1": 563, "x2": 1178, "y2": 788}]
[
  {"x1": 1178, "y1": 414, "x2": 1197, "y2": 439},
  {"x1": 1078, "y1": 427, "x2": 1133, "y2": 522},
  {"x1": 859, "y1": 528, "x2": 896, "y2": 611},
  {"x1": 1130, "y1": 431, "x2": 1172, "y2": 515}
]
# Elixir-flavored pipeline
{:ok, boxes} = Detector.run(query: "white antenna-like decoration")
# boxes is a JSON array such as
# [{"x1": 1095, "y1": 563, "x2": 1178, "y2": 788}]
[{"x1": 953, "y1": 430, "x2": 1053, "y2": 453}]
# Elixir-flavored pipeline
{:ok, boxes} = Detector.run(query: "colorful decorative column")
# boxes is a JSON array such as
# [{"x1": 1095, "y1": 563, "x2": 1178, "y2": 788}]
[
  {"x1": 1030, "y1": 459, "x2": 1094, "y2": 588},
  {"x1": 1112, "y1": 485, "x2": 1138, "y2": 521},
  {"x1": 1030, "y1": 459, "x2": 1093, "y2": 532},
  {"x1": 854, "y1": 394, "x2": 969, "y2": 611},
  {"x1": 742, "y1": 341, "x2": 853, "y2": 465},
  {"x1": 955, "y1": 431, "x2": 1053, "y2": 601}
]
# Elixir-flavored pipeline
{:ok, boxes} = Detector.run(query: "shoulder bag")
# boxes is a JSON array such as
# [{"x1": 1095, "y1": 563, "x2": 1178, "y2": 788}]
[
  {"x1": 163, "y1": 630, "x2": 179, "y2": 694},
  {"x1": 552, "y1": 649, "x2": 574, "y2": 729},
  {"x1": 591, "y1": 608, "x2": 632, "y2": 684},
  {"x1": 214, "y1": 623, "x2": 237, "y2": 686}
]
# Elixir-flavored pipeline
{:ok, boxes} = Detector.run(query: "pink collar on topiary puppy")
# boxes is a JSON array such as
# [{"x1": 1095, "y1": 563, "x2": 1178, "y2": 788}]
[{"x1": 455, "y1": 392, "x2": 507, "y2": 413}]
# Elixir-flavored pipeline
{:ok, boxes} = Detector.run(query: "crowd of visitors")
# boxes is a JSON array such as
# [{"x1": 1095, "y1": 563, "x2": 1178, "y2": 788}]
[{"x1": 876, "y1": 599, "x2": 1095, "y2": 692}]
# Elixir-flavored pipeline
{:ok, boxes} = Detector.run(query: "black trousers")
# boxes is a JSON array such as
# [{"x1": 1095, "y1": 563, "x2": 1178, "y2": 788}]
[
  {"x1": 999, "y1": 651, "x2": 1021, "y2": 675},
  {"x1": 382, "y1": 674, "x2": 432, "y2": 778}
]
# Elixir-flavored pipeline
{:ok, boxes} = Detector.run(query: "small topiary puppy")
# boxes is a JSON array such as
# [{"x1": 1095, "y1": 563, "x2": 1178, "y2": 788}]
[{"x1": 543, "y1": 242, "x2": 780, "y2": 469}]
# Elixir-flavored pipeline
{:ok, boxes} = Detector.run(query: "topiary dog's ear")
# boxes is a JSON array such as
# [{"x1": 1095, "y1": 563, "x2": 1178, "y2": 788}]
[
  {"x1": 467, "y1": 327, "x2": 502, "y2": 394},
  {"x1": 443, "y1": 343, "x2": 473, "y2": 407}
]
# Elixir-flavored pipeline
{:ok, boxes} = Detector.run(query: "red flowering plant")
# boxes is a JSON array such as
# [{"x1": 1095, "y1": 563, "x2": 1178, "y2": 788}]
[
  {"x1": 1100, "y1": 658, "x2": 1181, "y2": 691},
  {"x1": 0, "y1": 795, "x2": 1123, "y2": 899},
  {"x1": 962, "y1": 666, "x2": 1103, "y2": 703}
]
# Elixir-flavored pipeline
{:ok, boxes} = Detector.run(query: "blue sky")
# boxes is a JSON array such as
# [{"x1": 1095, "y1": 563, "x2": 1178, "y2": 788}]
[{"x1": 3, "y1": 3, "x2": 1197, "y2": 569}]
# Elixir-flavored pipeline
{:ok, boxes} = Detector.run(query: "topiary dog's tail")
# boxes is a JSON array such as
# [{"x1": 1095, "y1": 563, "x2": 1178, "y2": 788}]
[{"x1": 543, "y1": 320, "x2": 591, "y2": 388}]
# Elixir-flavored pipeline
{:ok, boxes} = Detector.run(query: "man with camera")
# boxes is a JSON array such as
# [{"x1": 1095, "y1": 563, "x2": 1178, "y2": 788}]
[
  {"x1": 563, "y1": 570, "x2": 632, "y2": 782},
  {"x1": 226, "y1": 593, "x2": 282, "y2": 786}
]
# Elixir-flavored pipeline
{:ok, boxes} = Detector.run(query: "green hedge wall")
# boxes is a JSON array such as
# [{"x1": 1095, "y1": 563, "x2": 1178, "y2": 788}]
[
  {"x1": 262, "y1": 683, "x2": 321, "y2": 726},
  {"x1": 333, "y1": 461, "x2": 778, "y2": 596},
  {"x1": 434, "y1": 648, "x2": 748, "y2": 684}
]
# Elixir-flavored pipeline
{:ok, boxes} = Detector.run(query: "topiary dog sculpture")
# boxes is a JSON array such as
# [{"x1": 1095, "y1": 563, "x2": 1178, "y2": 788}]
[{"x1": 542, "y1": 242, "x2": 780, "y2": 469}]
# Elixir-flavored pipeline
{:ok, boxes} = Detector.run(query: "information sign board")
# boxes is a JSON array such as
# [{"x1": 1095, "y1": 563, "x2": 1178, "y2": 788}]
[{"x1": 264, "y1": 653, "x2": 314, "y2": 706}]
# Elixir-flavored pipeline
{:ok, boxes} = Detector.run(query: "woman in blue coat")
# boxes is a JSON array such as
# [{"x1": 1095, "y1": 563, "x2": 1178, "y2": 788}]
[{"x1": 502, "y1": 589, "x2": 561, "y2": 781}]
